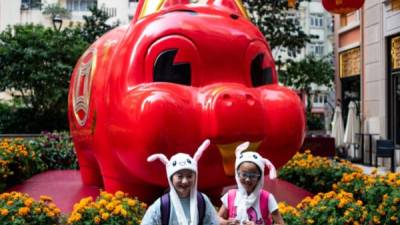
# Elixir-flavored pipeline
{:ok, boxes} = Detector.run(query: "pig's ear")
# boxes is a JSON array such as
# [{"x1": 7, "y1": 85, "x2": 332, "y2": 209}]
[
  {"x1": 147, "y1": 153, "x2": 169, "y2": 165},
  {"x1": 235, "y1": 141, "x2": 249, "y2": 157},
  {"x1": 212, "y1": 0, "x2": 249, "y2": 19},
  {"x1": 193, "y1": 139, "x2": 211, "y2": 162},
  {"x1": 263, "y1": 158, "x2": 277, "y2": 180},
  {"x1": 133, "y1": 0, "x2": 167, "y2": 22}
]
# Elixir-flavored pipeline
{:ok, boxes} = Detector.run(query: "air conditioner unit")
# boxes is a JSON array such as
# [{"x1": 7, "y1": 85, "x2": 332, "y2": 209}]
[{"x1": 21, "y1": 3, "x2": 29, "y2": 10}]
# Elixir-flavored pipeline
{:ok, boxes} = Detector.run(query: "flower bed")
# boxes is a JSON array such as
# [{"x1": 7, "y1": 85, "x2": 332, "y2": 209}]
[
  {"x1": 335, "y1": 171, "x2": 400, "y2": 224},
  {"x1": 0, "y1": 131, "x2": 77, "y2": 191},
  {"x1": 278, "y1": 150, "x2": 361, "y2": 193},
  {"x1": 67, "y1": 191, "x2": 147, "y2": 225},
  {"x1": 28, "y1": 131, "x2": 78, "y2": 170},
  {"x1": 0, "y1": 138, "x2": 46, "y2": 191},
  {"x1": 0, "y1": 192, "x2": 63, "y2": 225}
]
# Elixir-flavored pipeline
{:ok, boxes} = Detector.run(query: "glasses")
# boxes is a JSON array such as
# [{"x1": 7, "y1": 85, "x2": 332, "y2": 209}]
[{"x1": 238, "y1": 172, "x2": 261, "y2": 181}]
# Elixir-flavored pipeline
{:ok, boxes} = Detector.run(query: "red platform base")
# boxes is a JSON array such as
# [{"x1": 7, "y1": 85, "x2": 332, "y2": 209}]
[{"x1": 7, "y1": 170, "x2": 313, "y2": 213}]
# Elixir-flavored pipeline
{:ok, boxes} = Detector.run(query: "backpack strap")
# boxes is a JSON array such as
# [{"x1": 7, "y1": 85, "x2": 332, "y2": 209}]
[
  {"x1": 160, "y1": 193, "x2": 170, "y2": 225},
  {"x1": 259, "y1": 190, "x2": 271, "y2": 225},
  {"x1": 227, "y1": 189, "x2": 237, "y2": 218},
  {"x1": 160, "y1": 192, "x2": 207, "y2": 225},
  {"x1": 197, "y1": 192, "x2": 206, "y2": 225}
]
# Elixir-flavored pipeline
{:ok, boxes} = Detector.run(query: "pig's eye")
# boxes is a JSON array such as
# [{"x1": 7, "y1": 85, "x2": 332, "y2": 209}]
[
  {"x1": 154, "y1": 49, "x2": 191, "y2": 85},
  {"x1": 250, "y1": 54, "x2": 273, "y2": 87}
]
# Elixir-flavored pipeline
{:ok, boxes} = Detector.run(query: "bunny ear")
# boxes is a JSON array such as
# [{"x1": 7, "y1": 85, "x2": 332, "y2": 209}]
[
  {"x1": 193, "y1": 139, "x2": 211, "y2": 162},
  {"x1": 235, "y1": 141, "x2": 250, "y2": 157},
  {"x1": 263, "y1": 158, "x2": 277, "y2": 180},
  {"x1": 147, "y1": 154, "x2": 169, "y2": 165}
]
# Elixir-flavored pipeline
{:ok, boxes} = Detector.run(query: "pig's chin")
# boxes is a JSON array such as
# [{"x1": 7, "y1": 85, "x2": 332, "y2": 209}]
[{"x1": 216, "y1": 140, "x2": 262, "y2": 176}]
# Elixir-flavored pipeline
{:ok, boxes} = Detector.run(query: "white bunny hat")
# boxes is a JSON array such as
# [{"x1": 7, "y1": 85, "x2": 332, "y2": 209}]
[
  {"x1": 147, "y1": 139, "x2": 211, "y2": 225},
  {"x1": 233, "y1": 142, "x2": 277, "y2": 224}
]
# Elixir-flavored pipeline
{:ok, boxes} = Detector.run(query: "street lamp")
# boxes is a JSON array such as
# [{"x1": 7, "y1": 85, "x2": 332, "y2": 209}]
[{"x1": 52, "y1": 14, "x2": 63, "y2": 31}]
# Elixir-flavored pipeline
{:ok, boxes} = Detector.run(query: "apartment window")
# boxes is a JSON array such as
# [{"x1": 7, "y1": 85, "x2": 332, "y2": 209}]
[
  {"x1": 340, "y1": 11, "x2": 358, "y2": 27},
  {"x1": 310, "y1": 14, "x2": 323, "y2": 28},
  {"x1": 313, "y1": 93, "x2": 327, "y2": 106},
  {"x1": 67, "y1": 0, "x2": 97, "y2": 11},
  {"x1": 21, "y1": 0, "x2": 41, "y2": 10},
  {"x1": 310, "y1": 44, "x2": 324, "y2": 56}
]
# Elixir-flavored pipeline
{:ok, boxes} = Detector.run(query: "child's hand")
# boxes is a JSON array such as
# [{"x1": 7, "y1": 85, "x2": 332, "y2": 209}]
[{"x1": 225, "y1": 218, "x2": 240, "y2": 225}]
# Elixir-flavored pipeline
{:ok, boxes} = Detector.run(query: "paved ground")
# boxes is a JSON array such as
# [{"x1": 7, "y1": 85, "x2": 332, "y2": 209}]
[{"x1": 353, "y1": 163, "x2": 399, "y2": 174}]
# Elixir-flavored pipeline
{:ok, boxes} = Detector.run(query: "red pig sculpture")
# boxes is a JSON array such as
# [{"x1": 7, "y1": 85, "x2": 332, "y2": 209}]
[{"x1": 68, "y1": 0, "x2": 305, "y2": 203}]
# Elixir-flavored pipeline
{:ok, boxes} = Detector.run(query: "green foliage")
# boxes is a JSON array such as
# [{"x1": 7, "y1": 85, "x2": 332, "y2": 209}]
[
  {"x1": 28, "y1": 131, "x2": 78, "y2": 170},
  {"x1": 81, "y1": 3, "x2": 119, "y2": 44},
  {"x1": 0, "y1": 24, "x2": 88, "y2": 132},
  {"x1": 279, "y1": 55, "x2": 334, "y2": 93},
  {"x1": 243, "y1": 0, "x2": 313, "y2": 56},
  {"x1": 307, "y1": 112, "x2": 324, "y2": 130}
]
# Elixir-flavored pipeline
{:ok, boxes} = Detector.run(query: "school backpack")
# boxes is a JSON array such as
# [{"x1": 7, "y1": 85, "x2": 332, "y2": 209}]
[
  {"x1": 160, "y1": 192, "x2": 206, "y2": 225},
  {"x1": 227, "y1": 189, "x2": 272, "y2": 225}
]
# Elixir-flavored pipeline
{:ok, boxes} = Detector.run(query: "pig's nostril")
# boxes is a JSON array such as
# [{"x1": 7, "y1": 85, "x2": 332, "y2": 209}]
[
  {"x1": 245, "y1": 94, "x2": 255, "y2": 106},
  {"x1": 222, "y1": 94, "x2": 233, "y2": 106}
]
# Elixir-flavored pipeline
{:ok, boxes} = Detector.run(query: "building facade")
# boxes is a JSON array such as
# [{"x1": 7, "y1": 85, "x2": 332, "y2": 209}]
[
  {"x1": 334, "y1": 0, "x2": 400, "y2": 169},
  {"x1": 275, "y1": 0, "x2": 335, "y2": 133},
  {"x1": 0, "y1": 0, "x2": 139, "y2": 32}
]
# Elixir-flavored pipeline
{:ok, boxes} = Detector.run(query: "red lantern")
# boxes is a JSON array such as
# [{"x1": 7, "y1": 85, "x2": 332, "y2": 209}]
[{"x1": 322, "y1": 0, "x2": 365, "y2": 14}]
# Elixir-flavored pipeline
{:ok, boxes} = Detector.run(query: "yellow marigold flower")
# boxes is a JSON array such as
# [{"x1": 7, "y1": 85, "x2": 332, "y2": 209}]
[
  {"x1": 373, "y1": 216, "x2": 381, "y2": 224},
  {"x1": 99, "y1": 199, "x2": 107, "y2": 206},
  {"x1": 115, "y1": 191, "x2": 125, "y2": 199},
  {"x1": 48, "y1": 203, "x2": 57, "y2": 209},
  {"x1": 121, "y1": 208, "x2": 128, "y2": 217},
  {"x1": 94, "y1": 216, "x2": 101, "y2": 224},
  {"x1": 47, "y1": 211, "x2": 55, "y2": 217},
  {"x1": 40, "y1": 195, "x2": 53, "y2": 202},
  {"x1": 24, "y1": 198, "x2": 33, "y2": 207},
  {"x1": 106, "y1": 202, "x2": 115, "y2": 211},
  {"x1": 6, "y1": 200, "x2": 13, "y2": 206},
  {"x1": 391, "y1": 216, "x2": 397, "y2": 221},
  {"x1": 34, "y1": 208, "x2": 42, "y2": 214},
  {"x1": 127, "y1": 199, "x2": 136, "y2": 207},
  {"x1": 101, "y1": 212, "x2": 110, "y2": 220},
  {"x1": 307, "y1": 219, "x2": 314, "y2": 224},
  {"x1": 1, "y1": 208, "x2": 9, "y2": 216},
  {"x1": 18, "y1": 207, "x2": 30, "y2": 216},
  {"x1": 113, "y1": 205, "x2": 122, "y2": 215}
]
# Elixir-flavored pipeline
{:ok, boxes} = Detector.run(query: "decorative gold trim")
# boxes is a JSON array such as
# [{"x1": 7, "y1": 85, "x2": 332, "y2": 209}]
[
  {"x1": 392, "y1": 36, "x2": 400, "y2": 70},
  {"x1": 217, "y1": 141, "x2": 262, "y2": 176},
  {"x1": 72, "y1": 48, "x2": 97, "y2": 126},
  {"x1": 234, "y1": 0, "x2": 249, "y2": 19},
  {"x1": 339, "y1": 47, "x2": 361, "y2": 78},
  {"x1": 139, "y1": 0, "x2": 166, "y2": 19}
]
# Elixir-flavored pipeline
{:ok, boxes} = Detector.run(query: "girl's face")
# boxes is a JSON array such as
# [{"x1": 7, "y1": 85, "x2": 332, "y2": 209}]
[
  {"x1": 237, "y1": 162, "x2": 261, "y2": 195},
  {"x1": 172, "y1": 169, "x2": 196, "y2": 198}
]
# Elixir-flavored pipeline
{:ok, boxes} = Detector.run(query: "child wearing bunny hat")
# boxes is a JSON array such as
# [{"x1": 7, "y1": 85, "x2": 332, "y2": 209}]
[
  {"x1": 141, "y1": 139, "x2": 219, "y2": 225},
  {"x1": 218, "y1": 142, "x2": 285, "y2": 225}
]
